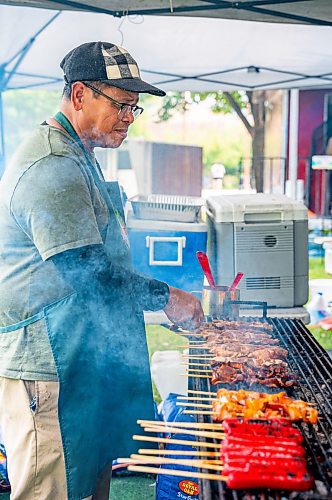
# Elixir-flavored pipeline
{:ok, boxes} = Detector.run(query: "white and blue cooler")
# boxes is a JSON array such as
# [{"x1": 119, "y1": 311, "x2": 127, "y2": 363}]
[{"x1": 127, "y1": 195, "x2": 207, "y2": 293}]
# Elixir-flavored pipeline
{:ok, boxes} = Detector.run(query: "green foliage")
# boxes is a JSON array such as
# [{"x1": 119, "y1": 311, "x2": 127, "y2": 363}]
[
  {"x1": 2, "y1": 89, "x2": 248, "y2": 183},
  {"x1": 203, "y1": 132, "x2": 243, "y2": 173},
  {"x1": 3, "y1": 89, "x2": 61, "y2": 159},
  {"x1": 157, "y1": 91, "x2": 248, "y2": 122}
]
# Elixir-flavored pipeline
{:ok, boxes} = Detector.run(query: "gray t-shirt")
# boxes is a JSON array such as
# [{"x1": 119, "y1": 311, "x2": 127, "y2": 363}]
[{"x1": 0, "y1": 125, "x2": 109, "y2": 380}]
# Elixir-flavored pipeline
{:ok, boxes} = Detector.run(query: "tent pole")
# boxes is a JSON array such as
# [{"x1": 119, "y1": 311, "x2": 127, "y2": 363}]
[
  {"x1": 0, "y1": 90, "x2": 5, "y2": 177},
  {"x1": 288, "y1": 89, "x2": 299, "y2": 200},
  {"x1": 0, "y1": 11, "x2": 61, "y2": 177}
]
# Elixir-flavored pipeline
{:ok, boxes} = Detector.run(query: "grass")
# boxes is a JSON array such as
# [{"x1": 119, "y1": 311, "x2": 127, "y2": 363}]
[
  {"x1": 110, "y1": 475, "x2": 156, "y2": 499},
  {"x1": 308, "y1": 257, "x2": 331, "y2": 281}
]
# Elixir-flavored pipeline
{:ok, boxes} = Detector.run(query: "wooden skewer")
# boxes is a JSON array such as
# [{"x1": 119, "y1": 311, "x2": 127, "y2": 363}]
[
  {"x1": 127, "y1": 465, "x2": 227, "y2": 481},
  {"x1": 181, "y1": 345, "x2": 210, "y2": 349},
  {"x1": 138, "y1": 449, "x2": 221, "y2": 457},
  {"x1": 180, "y1": 340, "x2": 206, "y2": 343},
  {"x1": 176, "y1": 395, "x2": 214, "y2": 401},
  {"x1": 133, "y1": 435, "x2": 219, "y2": 448},
  {"x1": 129, "y1": 455, "x2": 224, "y2": 470},
  {"x1": 137, "y1": 420, "x2": 222, "y2": 430},
  {"x1": 183, "y1": 410, "x2": 215, "y2": 415},
  {"x1": 182, "y1": 374, "x2": 211, "y2": 378},
  {"x1": 178, "y1": 346, "x2": 209, "y2": 349},
  {"x1": 176, "y1": 332, "x2": 203, "y2": 337},
  {"x1": 183, "y1": 368, "x2": 213, "y2": 373},
  {"x1": 143, "y1": 426, "x2": 224, "y2": 440},
  {"x1": 176, "y1": 402, "x2": 213, "y2": 409},
  {"x1": 132, "y1": 454, "x2": 222, "y2": 465},
  {"x1": 181, "y1": 363, "x2": 212, "y2": 367},
  {"x1": 183, "y1": 358, "x2": 214, "y2": 362},
  {"x1": 186, "y1": 391, "x2": 317, "y2": 407},
  {"x1": 188, "y1": 389, "x2": 215, "y2": 396},
  {"x1": 182, "y1": 354, "x2": 214, "y2": 358}
]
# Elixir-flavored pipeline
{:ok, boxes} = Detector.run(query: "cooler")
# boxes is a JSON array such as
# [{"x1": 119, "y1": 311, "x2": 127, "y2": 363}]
[
  {"x1": 127, "y1": 211, "x2": 207, "y2": 292},
  {"x1": 206, "y1": 193, "x2": 308, "y2": 308}
]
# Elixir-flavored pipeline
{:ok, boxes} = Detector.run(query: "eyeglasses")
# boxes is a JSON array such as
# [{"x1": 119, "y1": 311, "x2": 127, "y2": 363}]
[{"x1": 84, "y1": 82, "x2": 144, "y2": 119}]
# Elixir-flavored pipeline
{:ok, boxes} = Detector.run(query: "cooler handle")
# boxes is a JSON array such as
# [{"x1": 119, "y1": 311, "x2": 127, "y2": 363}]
[{"x1": 146, "y1": 236, "x2": 186, "y2": 266}]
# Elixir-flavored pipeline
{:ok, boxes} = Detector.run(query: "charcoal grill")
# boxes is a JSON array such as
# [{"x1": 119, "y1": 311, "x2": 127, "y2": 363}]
[{"x1": 188, "y1": 318, "x2": 332, "y2": 499}]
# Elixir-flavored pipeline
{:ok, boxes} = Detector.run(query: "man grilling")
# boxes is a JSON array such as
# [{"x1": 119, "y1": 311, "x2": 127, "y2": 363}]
[{"x1": 0, "y1": 41, "x2": 204, "y2": 500}]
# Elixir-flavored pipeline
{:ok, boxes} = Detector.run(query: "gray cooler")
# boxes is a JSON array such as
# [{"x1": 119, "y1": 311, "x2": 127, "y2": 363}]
[{"x1": 206, "y1": 194, "x2": 308, "y2": 308}]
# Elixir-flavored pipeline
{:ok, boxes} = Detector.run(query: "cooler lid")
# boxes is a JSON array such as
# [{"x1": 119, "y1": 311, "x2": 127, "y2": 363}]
[
  {"x1": 126, "y1": 210, "x2": 208, "y2": 232},
  {"x1": 206, "y1": 194, "x2": 307, "y2": 223}
]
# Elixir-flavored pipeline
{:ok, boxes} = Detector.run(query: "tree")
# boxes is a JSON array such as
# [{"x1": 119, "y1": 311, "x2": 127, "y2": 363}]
[{"x1": 157, "y1": 90, "x2": 267, "y2": 192}]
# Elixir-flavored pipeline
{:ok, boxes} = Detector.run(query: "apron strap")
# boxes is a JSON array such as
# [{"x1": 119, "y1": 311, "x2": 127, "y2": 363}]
[
  {"x1": 53, "y1": 112, "x2": 131, "y2": 262},
  {"x1": 53, "y1": 112, "x2": 127, "y2": 238},
  {"x1": 0, "y1": 310, "x2": 44, "y2": 333}
]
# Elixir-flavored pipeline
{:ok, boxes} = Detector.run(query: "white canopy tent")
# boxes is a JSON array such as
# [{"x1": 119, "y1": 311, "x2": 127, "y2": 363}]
[
  {"x1": 1, "y1": 6, "x2": 332, "y2": 92},
  {"x1": 0, "y1": 2, "x2": 331, "y2": 186},
  {"x1": 2, "y1": 0, "x2": 332, "y2": 25}
]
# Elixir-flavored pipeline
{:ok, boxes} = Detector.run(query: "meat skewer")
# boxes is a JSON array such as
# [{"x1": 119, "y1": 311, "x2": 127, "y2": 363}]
[
  {"x1": 128, "y1": 415, "x2": 316, "y2": 491},
  {"x1": 180, "y1": 388, "x2": 318, "y2": 423},
  {"x1": 210, "y1": 344, "x2": 288, "y2": 359},
  {"x1": 195, "y1": 320, "x2": 273, "y2": 333}
]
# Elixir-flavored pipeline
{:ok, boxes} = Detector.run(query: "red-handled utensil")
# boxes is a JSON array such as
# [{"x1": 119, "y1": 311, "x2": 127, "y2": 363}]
[
  {"x1": 229, "y1": 272, "x2": 244, "y2": 291},
  {"x1": 196, "y1": 251, "x2": 216, "y2": 289}
]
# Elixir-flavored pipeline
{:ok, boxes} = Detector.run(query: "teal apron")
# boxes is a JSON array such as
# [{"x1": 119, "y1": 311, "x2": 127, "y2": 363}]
[{"x1": 1, "y1": 113, "x2": 155, "y2": 500}]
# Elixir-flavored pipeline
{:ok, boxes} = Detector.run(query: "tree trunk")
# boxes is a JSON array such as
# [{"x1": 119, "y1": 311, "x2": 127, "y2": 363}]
[
  {"x1": 248, "y1": 90, "x2": 266, "y2": 193},
  {"x1": 252, "y1": 125, "x2": 265, "y2": 192}
]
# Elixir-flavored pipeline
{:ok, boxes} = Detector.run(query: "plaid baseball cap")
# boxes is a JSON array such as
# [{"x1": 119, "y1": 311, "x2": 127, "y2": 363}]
[{"x1": 60, "y1": 41, "x2": 165, "y2": 97}]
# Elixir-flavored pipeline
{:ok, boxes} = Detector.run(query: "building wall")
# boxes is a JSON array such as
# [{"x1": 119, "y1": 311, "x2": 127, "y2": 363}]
[{"x1": 297, "y1": 88, "x2": 332, "y2": 214}]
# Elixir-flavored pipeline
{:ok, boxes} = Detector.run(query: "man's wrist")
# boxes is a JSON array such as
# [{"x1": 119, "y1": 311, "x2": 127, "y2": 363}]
[{"x1": 148, "y1": 279, "x2": 170, "y2": 310}]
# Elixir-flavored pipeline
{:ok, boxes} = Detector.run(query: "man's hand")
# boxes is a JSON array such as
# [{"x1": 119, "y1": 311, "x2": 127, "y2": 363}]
[{"x1": 163, "y1": 286, "x2": 204, "y2": 330}]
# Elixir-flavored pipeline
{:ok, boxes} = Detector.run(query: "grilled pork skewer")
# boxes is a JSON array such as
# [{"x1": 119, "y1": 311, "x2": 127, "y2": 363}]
[{"x1": 195, "y1": 320, "x2": 273, "y2": 333}]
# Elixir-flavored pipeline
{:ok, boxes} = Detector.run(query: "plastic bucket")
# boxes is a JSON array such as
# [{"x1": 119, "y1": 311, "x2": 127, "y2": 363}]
[{"x1": 151, "y1": 351, "x2": 188, "y2": 401}]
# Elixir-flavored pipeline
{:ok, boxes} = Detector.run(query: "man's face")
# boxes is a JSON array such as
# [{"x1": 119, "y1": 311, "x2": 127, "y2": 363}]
[{"x1": 77, "y1": 84, "x2": 139, "y2": 149}]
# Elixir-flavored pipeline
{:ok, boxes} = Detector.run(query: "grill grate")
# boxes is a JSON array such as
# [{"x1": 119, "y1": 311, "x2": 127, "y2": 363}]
[{"x1": 189, "y1": 317, "x2": 332, "y2": 499}]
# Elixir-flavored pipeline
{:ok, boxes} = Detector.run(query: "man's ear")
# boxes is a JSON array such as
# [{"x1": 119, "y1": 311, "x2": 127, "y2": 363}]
[{"x1": 71, "y1": 82, "x2": 85, "y2": 111}]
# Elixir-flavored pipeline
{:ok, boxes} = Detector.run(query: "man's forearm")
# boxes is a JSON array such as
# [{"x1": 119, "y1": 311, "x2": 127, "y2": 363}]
[{"x1": 50, "y1": 244, "x2": 169, "y2": 311}]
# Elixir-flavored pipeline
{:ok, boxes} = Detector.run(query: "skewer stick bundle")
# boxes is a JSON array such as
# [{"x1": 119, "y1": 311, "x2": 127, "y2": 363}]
[
  {"x1": 143, "y1": 425, "x2": 224, "y2": 440},
  {"x1": 137, "y1": 420, "x2": 222, "y2": 430},
  {"x1": 126, "y1": 455, "x2": 225, "y2": 471},
  {"x1": 127, "y1": 465, "x2": 226, "y2": 482},
  {"x1": 133, "y1": 435, "x2": 220, "y2": 448},
  {"x1": 138, "y1": 449, "x2": 221, "y2": 457}
]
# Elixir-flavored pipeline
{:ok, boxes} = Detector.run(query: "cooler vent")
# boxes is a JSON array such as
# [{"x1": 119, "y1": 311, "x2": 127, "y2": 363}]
[
  {"x1": 264, "y1": 235, "x2": 277, "y2": 247},
  {"x1": 246, "y1": 277, "x2": 281, "y2": 289},
  {"x1": 235, "y1": 228, "x2": 293, "y2": 253}
]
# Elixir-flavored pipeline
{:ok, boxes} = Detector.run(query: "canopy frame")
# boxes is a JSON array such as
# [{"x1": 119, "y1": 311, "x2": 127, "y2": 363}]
[
  {"x1": 0, "y1": 10, "x2": 61, "y2": 174},
  {"x1": 45, "y1": 0, "x2": 332, "y2": 26}
]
